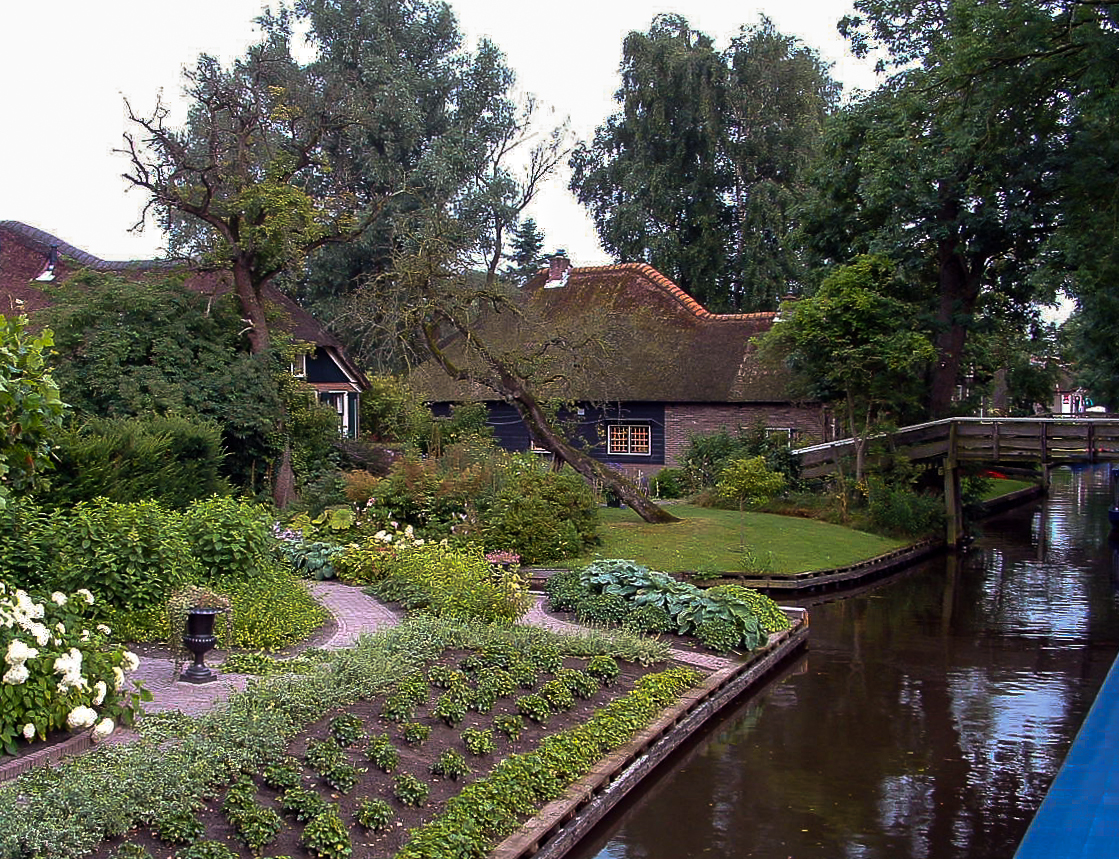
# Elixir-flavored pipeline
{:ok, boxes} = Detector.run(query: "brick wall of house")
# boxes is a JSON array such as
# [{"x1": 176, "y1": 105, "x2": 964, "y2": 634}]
[{"x1": 664, "y1": 403, "x2": 828, "y2": 469}]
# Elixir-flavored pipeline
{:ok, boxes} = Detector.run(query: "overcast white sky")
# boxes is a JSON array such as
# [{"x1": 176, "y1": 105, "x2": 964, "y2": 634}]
[{"x1": 1, "y1": 1, "x2": 880, "y2": 264}]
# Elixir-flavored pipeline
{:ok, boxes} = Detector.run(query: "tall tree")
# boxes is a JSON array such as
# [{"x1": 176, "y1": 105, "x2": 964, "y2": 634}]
[
  {"x1": 570, "y1": 15, "x2": 837, "y2": 311},
  {"x1": 811, "y1": 0, "x2": 1108, "y2": 417},
  {"x1": 501, "y1": 217, "x2": 547, "y2": 283},
  {"x1": 759, "y1": 256, "x2": 934, "y2": 481}
]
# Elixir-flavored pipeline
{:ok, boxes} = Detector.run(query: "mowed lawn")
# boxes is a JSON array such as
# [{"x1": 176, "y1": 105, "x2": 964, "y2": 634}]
[{"x1": 566, "y1": 504, "x2": 906, "y2": 575}]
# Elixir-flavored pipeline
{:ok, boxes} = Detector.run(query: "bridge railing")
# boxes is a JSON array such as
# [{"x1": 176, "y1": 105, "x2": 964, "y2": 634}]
[{"x1": 795, "y1": 417, "x2": 1119, "y2": 479}]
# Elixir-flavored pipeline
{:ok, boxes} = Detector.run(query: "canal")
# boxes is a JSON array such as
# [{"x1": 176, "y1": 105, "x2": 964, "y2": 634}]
[{"x1": 568, "y1": 465, "x2": 1119, "y2": 859}]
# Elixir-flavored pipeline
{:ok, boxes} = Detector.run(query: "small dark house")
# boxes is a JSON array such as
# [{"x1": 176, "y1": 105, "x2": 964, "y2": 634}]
[{"x1": 0, "y1": 221, "x2": 367, "y2": 437}]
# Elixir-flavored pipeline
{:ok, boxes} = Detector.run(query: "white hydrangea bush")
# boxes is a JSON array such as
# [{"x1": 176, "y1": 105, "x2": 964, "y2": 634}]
[{"x1": 0, "y1": 583, "x2": 147, "y2": 753}]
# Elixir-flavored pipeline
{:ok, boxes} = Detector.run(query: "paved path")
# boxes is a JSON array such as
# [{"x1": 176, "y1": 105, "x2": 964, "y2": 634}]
[
  {"x1": 132, "y1": 581, "x2": 399, "y2": 716},
  {"x1": 130, "y1": 583, "x2": 730, "y2": 717}
]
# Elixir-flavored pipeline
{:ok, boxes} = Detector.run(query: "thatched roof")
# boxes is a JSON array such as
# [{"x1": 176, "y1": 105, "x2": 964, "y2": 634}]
[{"x1": 411, "y1": 262, "x2": 796, "y2": 404}]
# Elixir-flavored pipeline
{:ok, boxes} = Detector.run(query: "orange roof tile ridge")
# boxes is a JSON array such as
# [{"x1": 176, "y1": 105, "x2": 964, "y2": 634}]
[{"x1": 572, "y1": 262, "x2": 776, "y2": 324}]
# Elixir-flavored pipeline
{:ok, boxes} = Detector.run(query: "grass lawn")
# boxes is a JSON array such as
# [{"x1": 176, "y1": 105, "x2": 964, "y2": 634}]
[
  {"x1": 978, "y1": 477, "x2": 1038, "y2": 501},
  {"x1": 566, "y1": 504, "x2": 906, "y2": 576}
]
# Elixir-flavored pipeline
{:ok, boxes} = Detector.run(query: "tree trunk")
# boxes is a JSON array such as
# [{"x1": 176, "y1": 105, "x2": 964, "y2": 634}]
[
  {"x1": 232, "y1": 258, "x2": 271, "y2": 355},
  {"x1": 505, "y1": 384, "x2": 680, "y2": 524},
  {"x1": 928, "y1": 201, "x2": 982, "y2": 419}
]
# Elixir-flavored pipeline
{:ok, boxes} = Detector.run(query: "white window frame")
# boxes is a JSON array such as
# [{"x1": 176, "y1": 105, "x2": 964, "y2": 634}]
[{"x1": 607, "y1": 424, "x2": 651, "y2": 456}]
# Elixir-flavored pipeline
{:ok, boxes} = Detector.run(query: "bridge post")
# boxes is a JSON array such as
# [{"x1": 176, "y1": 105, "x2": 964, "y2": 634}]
[{"x1": 945, "y1": 422, "x2": 964, "y2": 548}]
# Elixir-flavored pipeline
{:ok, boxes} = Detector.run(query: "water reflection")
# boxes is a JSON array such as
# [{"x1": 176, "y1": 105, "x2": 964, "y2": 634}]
[{"x1": 568, "y1": 466, "x2": 1119, "y2": 859}]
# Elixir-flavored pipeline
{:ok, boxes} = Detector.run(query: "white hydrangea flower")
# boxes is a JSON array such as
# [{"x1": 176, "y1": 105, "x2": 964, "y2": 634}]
[
  {"x1": 22, "y1": 723, "x2": 36, "y2": 740},
  {"x1": 91, "y1": 680, "x2": 107, "y2": 706},
  {"x1": 96, "y1": 624, "x2": 112, "y2": 636},
  {"x1": 50, "y1": 592, "x2": 68, "y2": 606},
  {"x1": 3, "y1": 663, "x2": 30, "y2": 685},
  {"x1": 28, "y1": 623, "x2": 51, "y2": 647},
  {"x1": 55, "y1": 622, "x2": 66, "y2": 634},
  {"x1": 15, "y1": 591, "x2": 44, "y2": 619},
  {"x1": 80, "y1": 629, "x2": 91, "y2": 642},
  {"x1": 91, "y1": 718, "x2": 114, "y2": 743},
  {"x1": 67, "y1": 705, "x2": 97, "y2": 730},
  {"x1": 112, "y1": 666, "x2": 125, "y2": 691},
  {"x1": 6, "y1": 638, "x2": 37, "y2": 666},
  {"x1": 121, "y1": 651, "x2": 140, "y2": 672},
  {"x1": 76, "y1": 588, "x2": 95, "y2": 605}
]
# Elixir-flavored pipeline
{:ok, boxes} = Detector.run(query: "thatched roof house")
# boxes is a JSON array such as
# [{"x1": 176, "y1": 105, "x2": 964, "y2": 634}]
[{"x1": 412, "y1": 254, "x2": 827, "y2": 476}]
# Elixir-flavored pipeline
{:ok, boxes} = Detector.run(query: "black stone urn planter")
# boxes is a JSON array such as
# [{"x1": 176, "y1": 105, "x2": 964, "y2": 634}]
[{"x1": 180, "y1": 607, "x2": 221, "y2": 684}]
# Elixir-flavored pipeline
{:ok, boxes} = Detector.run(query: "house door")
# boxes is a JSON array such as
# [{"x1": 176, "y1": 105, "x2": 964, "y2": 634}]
[{"x1": 318, "y1": 391, "x2": 351, "y2": 437}]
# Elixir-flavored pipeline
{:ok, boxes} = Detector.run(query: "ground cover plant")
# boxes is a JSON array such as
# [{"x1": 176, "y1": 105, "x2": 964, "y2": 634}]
[
  {"x1": 566, "y1": 504, "x2": 904, "y2": 575},
  {"x1": 545, "y1": 559, "x2": 791, "y2": 653},
  {"x1": 0, "y1": 617, "x2": 681, "y2": 859}
]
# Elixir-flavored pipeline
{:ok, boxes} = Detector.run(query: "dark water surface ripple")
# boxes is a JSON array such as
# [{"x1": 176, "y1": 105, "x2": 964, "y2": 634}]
[{"x1": 568, "y1": 465, "x2": 1119, "y2": 859}]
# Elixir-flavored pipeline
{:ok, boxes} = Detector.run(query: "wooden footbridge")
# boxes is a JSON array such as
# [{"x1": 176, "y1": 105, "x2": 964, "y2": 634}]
[{"x1": 794, "y1": 417, "x2": 1119, "y2": 546}]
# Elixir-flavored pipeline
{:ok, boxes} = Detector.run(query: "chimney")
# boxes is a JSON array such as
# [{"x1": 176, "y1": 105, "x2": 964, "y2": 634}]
[{"x1": 545, "y1": 249, "x2": 571, "y2": 288}]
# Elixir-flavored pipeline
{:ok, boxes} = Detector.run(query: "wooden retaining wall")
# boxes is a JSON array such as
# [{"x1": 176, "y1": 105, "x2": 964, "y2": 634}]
[{"x1": 491, "y1": 613, "x2": 809, "y2": 859}]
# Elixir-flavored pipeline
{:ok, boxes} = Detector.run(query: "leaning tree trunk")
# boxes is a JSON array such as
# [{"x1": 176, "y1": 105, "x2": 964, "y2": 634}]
[{"x1": 513, "y1": 396, "x2": 680, "y2": 524}]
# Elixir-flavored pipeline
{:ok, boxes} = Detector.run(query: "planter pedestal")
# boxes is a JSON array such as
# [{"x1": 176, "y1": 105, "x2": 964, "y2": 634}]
[{"x1": 180, "y1": 607, "x2": 220, "y2": 684}]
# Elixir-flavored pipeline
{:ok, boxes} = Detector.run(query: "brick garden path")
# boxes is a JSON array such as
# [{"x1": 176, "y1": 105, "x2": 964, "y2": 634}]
[{"x1": 132, "y1": 582, "x2": 732, "y2": 718}]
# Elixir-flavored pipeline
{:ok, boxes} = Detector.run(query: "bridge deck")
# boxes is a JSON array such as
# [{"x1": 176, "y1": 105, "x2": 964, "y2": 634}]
[
  {"x1": 797, "y1": 417, "x2": 1119, "y2": 479},
  {"x1": 1013, "y1": 651, "x2": 1119, "y2": 859}
]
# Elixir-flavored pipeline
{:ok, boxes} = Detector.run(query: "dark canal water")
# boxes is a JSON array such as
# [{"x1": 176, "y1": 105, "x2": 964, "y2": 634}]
[{"x1": 569, "y1": 465, "x2": 1119, "y2": 859}]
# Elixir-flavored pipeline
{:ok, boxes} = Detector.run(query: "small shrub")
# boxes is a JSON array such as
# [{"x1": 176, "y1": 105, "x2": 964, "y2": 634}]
[
  {"x1": 281, "y1": 787, "x2": 329, "y2": 823},
  {"x1": 623, "y1": 603, "x2": 675, "y2": 634},
  {"x1": 176, "y1": 842, "x2": 238, "y2": 859},
  {"x1": 180, "y1": 496, "x2": 274, "y2": 583},
  {"x1": 494, "y1": 713, "x2": 524, "y2": 741},
  {"x1": 575, "y1": 592, "x2": 631, "y2": 626},
  {"x1": 262, "y1": 758, "x2": 303, "y2": 791},
  {"x1": 432, "y1": 687, "x2": 470, "y2": 727},
  {"x1": 354, "y1": 797, "x2": 394, "y2": 831},
  {"x1": 320, "y1": 760, "x2": 361, "y2": 793},
  {"x1": 517, "y1": 693, "x2": 552, "y2": 724},
  {"x1": 695, "y1": 618, "x2": 742, "y2": 653},
  {"x1": 393, "y1": 772, "x2": 431, "y2": 806},
  {"x1": 329, "y1": 713, "x2": 365, "y2": 747},
  {"x1": 109, "y1": 844, "x2": 153, "y2": 859},
  {"x1": 430, "y1": 748, "x2": 471, "y2": 780},
  {"x1": 555, "y1": 668, "x2": 599, "y2": 700},
  {"x1": 461, "y1": 727, "x2": 496, "y2": 756},
  {"x1": 586, "y1": 655, "x2": 620, "y2": 685},
  {"x1": 483, "y1": 466, "x2": 599, "y2": 564},
  {"x1": 400, "y1": 722, "x2": 431, "y2": 745},
  {"x1": 302, "y1": 805, "x2": 352, "y2": 859},
  {"x1": 153, "y1": 809, "x2": 204, "y2": 845},
  {"x1": 379, "y1": 690, "x2": 416, "y2": 723},
  {"x1": 649, "y1": 467, "x2": 688, "y2": 499},
  {"x1": 540, "y1": 678, "x2": 575, "y2": 711},
  {"x1": 304, "y1": 737, "x2": 345, "y2": 772},
  {"x1": 365, "y1": 734, "x2": 400, "y2": 773},
  {"x1": 231, "y1": 803, "x2": 282, "y2": 853},
  {"x1": 49, "y1": 499, "x2": 199, "y2": 610}
]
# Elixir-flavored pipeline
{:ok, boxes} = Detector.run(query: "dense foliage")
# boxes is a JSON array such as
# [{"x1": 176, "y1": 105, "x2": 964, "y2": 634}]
[
  {"x1": 0, "y1": 617, "x2": 670, "y2": 858},
  {"x1": 45, "y1": 415, "x2": 228, "y2": 508},
  {"x1": 0, "y1": 315, "x2": 66, "y2": 509},
  {"x1": 570, "y1": 15, "x2": 838, "y2": 311}
]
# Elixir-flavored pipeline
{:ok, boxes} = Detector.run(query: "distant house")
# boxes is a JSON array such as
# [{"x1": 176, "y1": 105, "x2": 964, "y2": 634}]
[
  {"x1": 0, "y1": 221, "x2": 367, "y2": 437},
  {"x1": 411, "y1": 254, "x2": 829, "y2": 478}
]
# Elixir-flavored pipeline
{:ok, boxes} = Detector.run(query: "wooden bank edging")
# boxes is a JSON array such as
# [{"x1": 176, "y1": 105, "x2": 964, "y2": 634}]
[
  {"x1": 490, "y1": 610, "x2": 809, "y2": 859},
  {"x1": 728, "y1": 538, "x2": 943, "y2": 593},
  {"x1": 971, "y1": 483, "x2": 1045, "y2": 517}
]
